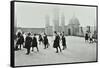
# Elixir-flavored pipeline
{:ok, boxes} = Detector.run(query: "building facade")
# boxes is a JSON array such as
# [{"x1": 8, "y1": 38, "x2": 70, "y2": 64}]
[{"x1": 45, "y1": 13, "x2": 84, "y2": 36}]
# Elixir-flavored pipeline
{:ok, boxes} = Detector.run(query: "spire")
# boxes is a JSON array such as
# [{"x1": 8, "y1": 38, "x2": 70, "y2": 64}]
[
  {"x1": 61, "y1": 13, "x2": 65, "y2": 32},
  {"x1": 45, "y1": 15, "x2": 50, "y2": 27},
  {"x1": 52, "y1": 7, "x2": 60, "y2": 32},
  {"x1": 53, "y1": 7, "x2": 59, "y2": 26},
  {"x1": 61, "y1": 13, "x2": 65, "y2": 26}
]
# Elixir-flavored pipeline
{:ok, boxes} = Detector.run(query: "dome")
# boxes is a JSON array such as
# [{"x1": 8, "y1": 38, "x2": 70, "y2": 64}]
[{"x1": 69, "y1": 17, "x2": 80, "y2": 25}]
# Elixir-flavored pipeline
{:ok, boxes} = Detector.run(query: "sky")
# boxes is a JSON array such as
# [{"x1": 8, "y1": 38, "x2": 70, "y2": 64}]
[{"x1": 15, "y1": 2, "x2": 97, "y2": 28}]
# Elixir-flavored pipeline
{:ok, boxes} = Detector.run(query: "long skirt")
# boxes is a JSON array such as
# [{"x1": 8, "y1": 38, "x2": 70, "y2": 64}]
[{"x1": 53, "y1": 42, "x2": 59, "y2": 48}]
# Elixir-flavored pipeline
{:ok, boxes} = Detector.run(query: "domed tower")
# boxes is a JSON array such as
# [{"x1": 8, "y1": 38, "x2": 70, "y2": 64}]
[{"x1": 68, "y1": 15, "x2": 80, "y2": 36}]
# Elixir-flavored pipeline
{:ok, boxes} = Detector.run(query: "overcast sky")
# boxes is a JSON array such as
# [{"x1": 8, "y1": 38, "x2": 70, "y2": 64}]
[{"x1": 15, "y1": 2, "x2": 97, "y2": 28}]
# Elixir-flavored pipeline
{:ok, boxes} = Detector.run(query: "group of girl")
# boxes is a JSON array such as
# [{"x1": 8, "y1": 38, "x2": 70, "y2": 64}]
[
  {"x1": 85, "y1": 31, "x2": 97, "y2": 43},
  {"x1": 15, "y1": 31, "x2": 67, "y2": 55},
  {"x1": 53, "y1": 31, "x2": 67, "y2": 53}
]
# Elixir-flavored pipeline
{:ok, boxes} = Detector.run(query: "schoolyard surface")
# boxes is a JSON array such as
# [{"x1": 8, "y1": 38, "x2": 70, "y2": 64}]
[{"x1": 15, "y1": 36, "x2": 97, "y2": 66}]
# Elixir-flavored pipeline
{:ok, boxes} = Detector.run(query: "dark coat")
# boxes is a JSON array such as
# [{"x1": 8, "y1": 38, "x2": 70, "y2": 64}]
[
  {"x1": 17, "y1": 32, "x2": 21, "y2": 38},
  {"x1": 38, "y1": 35, "x2": 43, "y2": 42},
  {"x1": 16, "y1": 35, "x2": 24, "y2": 45},
  {"x1": 53, "y1": 35, "x2": 60, "y2": 48},
  {"x1": 32, "y1": 37, "x2": 37, "y2": 47},
  {"x1": 85, "y1": 33, "x2": 88, "y2": 40},
  {"x1": 43, "y1": 35, "x2": 48, "y2": 45},
  {"x1": 20, "y1": 35, "x2": 24, "y2": 44},
  {"x1": 25, "y1": 36, "x2": 32, "y2": 49},
  {"x1": 62, "y1": 36, "x2": 66, "y2": 46}
]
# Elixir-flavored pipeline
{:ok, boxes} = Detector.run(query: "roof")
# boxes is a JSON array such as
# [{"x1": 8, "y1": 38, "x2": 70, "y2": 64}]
[{"x1": 69, "y1": 16, "x2": 80, "y2": 25}]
